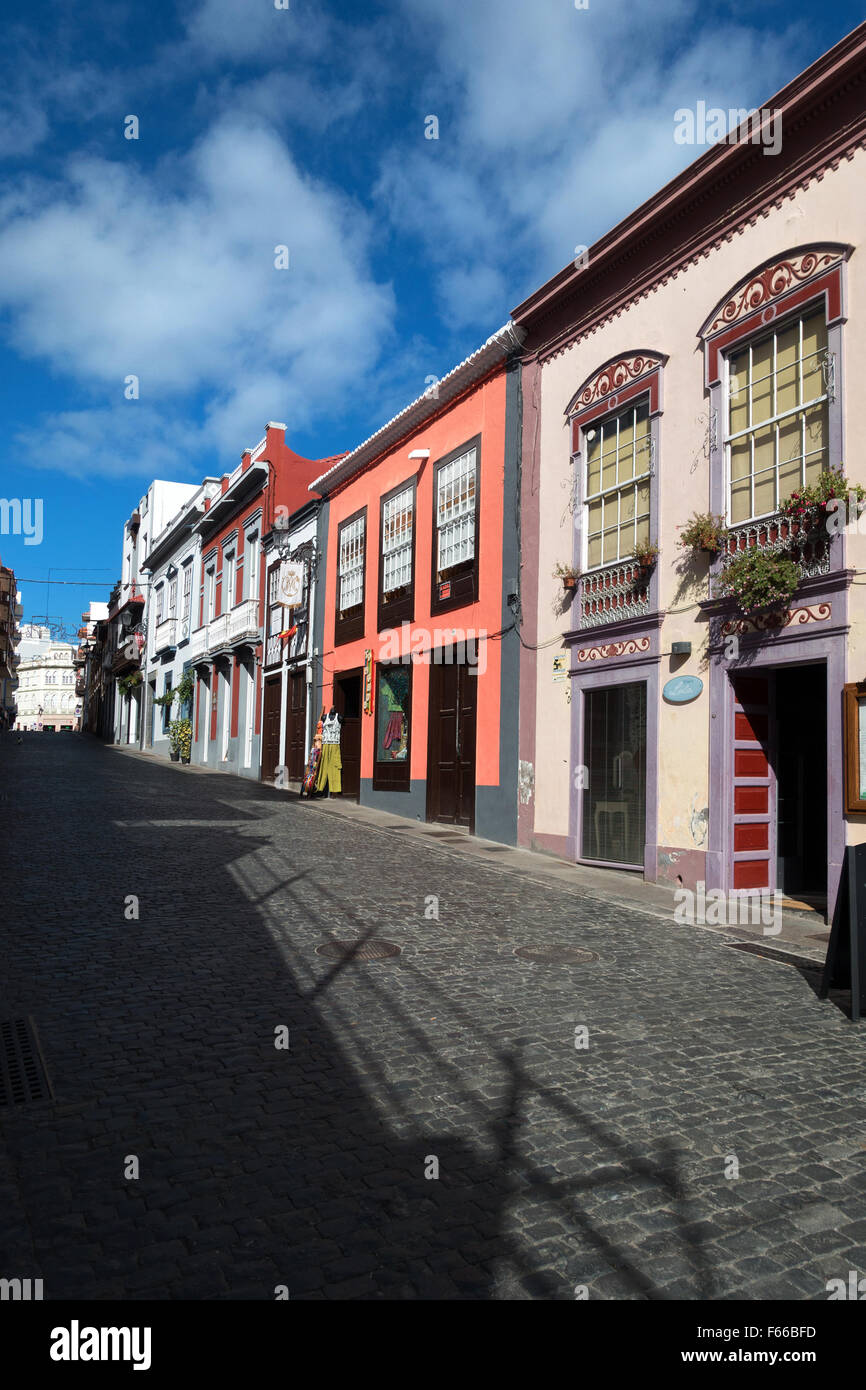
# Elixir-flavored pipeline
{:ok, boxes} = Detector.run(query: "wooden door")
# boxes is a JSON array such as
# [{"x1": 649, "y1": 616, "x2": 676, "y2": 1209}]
[
  {"x1": 427, "y1": 656, "x2": 477, "y2": 829},
  {"x1": 261, "y1": 676, "x2": 282, "y2": 782},
  {"x1": 286, "y1": 672, "x2": 307, "y2": 781},
  {"x1": 334, "y1": 671, "x2": 362, "y2": 798},
  {"x1": 731, "y1": 673, "x2": 775, "y2": 891}
]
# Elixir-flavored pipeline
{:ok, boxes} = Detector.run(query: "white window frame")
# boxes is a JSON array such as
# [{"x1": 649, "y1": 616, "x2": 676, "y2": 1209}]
[
  {"x1": 436, "y1": 448, "x2": 477, "y2": 577},
  {"x1": 723, "y1": 310, "x2": 830, "y2": 526},
  {"x1": 339, "y1": 514, "x2": 366, "y2": 612},
  {"x1": 382, "y1": 486, "x2": 414, "y2": 595},
  {"x1": 582, "y1": 399, "x2": 652, "y2": 571}
]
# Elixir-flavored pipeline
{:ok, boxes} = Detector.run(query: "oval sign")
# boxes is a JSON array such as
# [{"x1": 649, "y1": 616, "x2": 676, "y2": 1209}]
[{"x1": 663, "y1": 674, "x2": 703, "y2": 704}]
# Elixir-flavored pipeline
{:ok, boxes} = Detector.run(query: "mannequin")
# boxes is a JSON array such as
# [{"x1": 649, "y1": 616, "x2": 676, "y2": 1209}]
[{"x1": 316, "y1": 703, "x2": 343, "y2": 796}]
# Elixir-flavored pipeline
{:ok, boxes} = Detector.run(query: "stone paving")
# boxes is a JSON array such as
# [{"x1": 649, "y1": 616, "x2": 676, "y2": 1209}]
[{"x1": 1, "y1": 731, "x2": 865, "y2": 1301}]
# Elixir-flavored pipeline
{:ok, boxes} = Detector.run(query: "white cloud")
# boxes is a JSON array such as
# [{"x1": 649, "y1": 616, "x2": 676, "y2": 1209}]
[
  {"x1": 384, "y1": 0, "x2": 812, "y2": 290},
  {"x1": 0, "y1": 115, "x2": 395, "y2": 476}
]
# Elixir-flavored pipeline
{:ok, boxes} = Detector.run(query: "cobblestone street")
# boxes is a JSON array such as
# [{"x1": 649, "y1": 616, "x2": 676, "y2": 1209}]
[{"x1": 2, "y1": 733, "x2": 866, "y2": 1301}]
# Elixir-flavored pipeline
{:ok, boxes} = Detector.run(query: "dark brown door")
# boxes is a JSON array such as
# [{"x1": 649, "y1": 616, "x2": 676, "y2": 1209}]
[
  {"x1": 427, "y1": 655, "x2": 476, "y2": 829},
  {"x1": 261, "y1": 676, "x2": 282, "y2": 782},
  {"x1": 334, "y1": 670, "x2": 362, "y2": 799},
  {"x1": 286, "y1": 672, "x2": 307, "y2": 781}
]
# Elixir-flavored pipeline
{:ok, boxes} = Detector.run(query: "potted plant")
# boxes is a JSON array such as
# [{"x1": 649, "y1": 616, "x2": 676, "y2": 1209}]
[
  {"x1": 780, "y1": 467, "x2": 866, "y2": 531},
  {"x1": 553, "y1": 561, "x2": 580, "y2": 591},
  {"x1": 631, "y1": 540, "x2": 659, "y2": 578},
  {"x1": 677, "y1": 512, "x2": 729, "y2": 555},
  {"x1": 716, "y1": 547, "x2": 800, "y2": 616},
  {"x1": 169, "y1": 717, "x2": 192, "y2": 764}
]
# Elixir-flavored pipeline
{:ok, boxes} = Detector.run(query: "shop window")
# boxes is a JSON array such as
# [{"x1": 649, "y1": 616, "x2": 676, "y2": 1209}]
[
  {"x1": 378, "y1": 479, "x2": 415, "y2": 630},
  {"x1": 336, "y1": 508, "x2": 366, "y2": 645},
  {"x1": 581, "y1": 682, "x2": 646, "y2": 866},
  {"x1": 373, "y1": 662, "x2": 411, "y2": 790},
  {"x1": 431, "y1": 438, "x2": 480, "y2": 614}
]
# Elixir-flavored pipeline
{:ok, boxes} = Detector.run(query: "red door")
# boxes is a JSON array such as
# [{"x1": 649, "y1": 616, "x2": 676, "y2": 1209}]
[{"x1": 731, "y1": 674, "x2": 775, "y2": 891}]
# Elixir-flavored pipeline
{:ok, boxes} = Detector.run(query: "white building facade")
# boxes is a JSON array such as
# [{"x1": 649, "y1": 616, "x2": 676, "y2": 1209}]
[
  {"x1": 16, "y1": 634, "x2": 79, "y2": 731},
  {"x1": 111, "y1": 479, "x2": 200, "y2": 747},
  {"x1": 140, "y1": 478, "x2": 221, "y2": 759}
]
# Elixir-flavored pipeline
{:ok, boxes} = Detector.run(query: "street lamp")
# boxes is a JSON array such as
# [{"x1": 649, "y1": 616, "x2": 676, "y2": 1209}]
[{"x1": 273, "y1": 512, "x2": 292, "y2": 560}]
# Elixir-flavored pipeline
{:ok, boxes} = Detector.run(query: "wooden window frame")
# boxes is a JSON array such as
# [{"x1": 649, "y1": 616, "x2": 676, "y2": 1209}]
[
  {"x1": 335, "y1": 506, "x2": 367, "y2": 646},
  {"x1": 581, "y1": 395, "x2": 653, "y2": 571},
  {"x1": 722, "y1": 305, "x2": 830, "y2": 528},
  {"x1": 378, "y1": 476, "x2": 417, "y2": 632},
  {"x1": 843, "y1": 682, "x2": 866, "y2": 814},
  {"x1": 372, "y1": 660, "x2": 412, "y2": 792},
  {"x1": 430, "y1": 435, "x2": 481, "y2": 616}
]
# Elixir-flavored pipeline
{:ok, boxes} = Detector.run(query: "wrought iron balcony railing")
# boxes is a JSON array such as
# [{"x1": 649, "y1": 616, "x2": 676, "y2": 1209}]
[
  {"x1": 721, "y1": 512, "x2": 831, "y2": 579},
  {"x1": 578, "y1": 559, "x2": 652, "y2": 629}
]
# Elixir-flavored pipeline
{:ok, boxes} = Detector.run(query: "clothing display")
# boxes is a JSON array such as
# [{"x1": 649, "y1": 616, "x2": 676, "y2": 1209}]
[
  {"x1": 301, "y1": 715, "x2": 324, "y2": 798},
  {"x1": 316, "y1": 742, "x2": 342, "y2": 794},
  {"x1": 316, "y1": 710, "x2": 342, "y2": 794},
  {"x1": 383, "y1": 711, "x2": 404, "y2": 750},
  {"x1": 322, "y1": 712, "x2": 342, "y2": 745}
]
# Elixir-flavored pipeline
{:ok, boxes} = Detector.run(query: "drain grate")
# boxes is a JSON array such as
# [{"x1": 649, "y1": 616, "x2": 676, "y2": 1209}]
[
  {"x1": 514, "y1": 945, "x2": 598, "y2": 965},
  {"x1": 725, "y1": 941, "x2": 822, "y2": 971},
  {"x1": 316, "y1": 939, "x2": 402, "y2": 962},
  {"x1": 0, "y1": 1017, "x2": 53, "y2": 1106}
]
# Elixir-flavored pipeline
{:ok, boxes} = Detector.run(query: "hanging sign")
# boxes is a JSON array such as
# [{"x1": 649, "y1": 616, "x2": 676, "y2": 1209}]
[
  {"x1": 278, "y1": 561, "x2": 304, "y2": 608},
  {"x1": 363, "y1": 649, "x2": 373, "y2": 714},
  {"x1": 663, "y1": 675, "x2": 703, "y2": 704}
]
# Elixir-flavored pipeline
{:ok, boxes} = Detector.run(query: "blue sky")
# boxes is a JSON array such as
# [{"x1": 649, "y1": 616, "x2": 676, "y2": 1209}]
[{"x1": 0, "y1": 0, "x2": 861, "y2": 635}]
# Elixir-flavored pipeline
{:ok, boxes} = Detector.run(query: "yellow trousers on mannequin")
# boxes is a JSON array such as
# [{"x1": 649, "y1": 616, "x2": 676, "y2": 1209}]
[{"x1": 316, "y1": 743, "x2": 342, "y2": 794}]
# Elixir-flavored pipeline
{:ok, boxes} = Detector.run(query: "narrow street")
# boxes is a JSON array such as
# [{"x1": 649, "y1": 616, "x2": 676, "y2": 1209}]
[{"x1": 2, "y1": 733, "x2": 865, "y2": 1301}]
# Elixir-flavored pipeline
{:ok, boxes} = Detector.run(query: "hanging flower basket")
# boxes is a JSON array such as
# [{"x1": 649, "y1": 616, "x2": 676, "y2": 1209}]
[
  {"x1": 716, "y1": 548, "x2": 800, "y2": 617},
  {"x1": 630, "y1": 540, "x2": 659, "y2": 583},
  {"x1": 677, "y1": 512, "x2": 729, "y2": 556},
  {"x1": 553, "y1": 562, "x2": 579, "y2": 591},
  {"x1": 781, "y1": 467, "x2": 866, "y2": 531}
]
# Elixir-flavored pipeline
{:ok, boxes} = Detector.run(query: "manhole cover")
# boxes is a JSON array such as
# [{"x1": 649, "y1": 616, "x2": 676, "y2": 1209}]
[
  {"x1": 316, "y1": 940, "x2": 402, "y2": 961},
  {"x1": 513, "y1": 946, "x2": 598, "y2": 965},
  {"x1": 0, "y1": 1017, "x2": 53, "y2": 1106}
]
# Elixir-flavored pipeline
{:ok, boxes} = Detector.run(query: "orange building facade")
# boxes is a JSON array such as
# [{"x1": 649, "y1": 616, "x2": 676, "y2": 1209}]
[{"x1": 311, "y1": 325, "x2": 523, "y2": 842}]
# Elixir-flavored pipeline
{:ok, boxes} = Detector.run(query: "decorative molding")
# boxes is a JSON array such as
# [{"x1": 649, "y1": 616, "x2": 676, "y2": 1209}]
[
  {"x1": 568, "y1": 353, "x2": 664, "y2": 414},
  {"x1": 532, "y1": 127, "x2": 866, "y2": 366},
  {"x1": 576, "y1": 636, "x2": 651, "y2": 662},
  {"x1": 703, "y1": 248, "x2": 843, "y2": 336},
  {"x1": 721, "y1": 602, "x2": 831, "y2": 635}
]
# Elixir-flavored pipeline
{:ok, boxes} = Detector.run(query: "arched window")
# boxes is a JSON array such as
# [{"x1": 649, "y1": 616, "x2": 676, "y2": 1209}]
[{"x1": 700, "y1": 245, "x2": 848, "y2": 533}]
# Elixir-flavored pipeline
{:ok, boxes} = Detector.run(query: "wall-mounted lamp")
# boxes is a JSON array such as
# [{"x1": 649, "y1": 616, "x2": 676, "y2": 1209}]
[{"x1": 408, "y1": 449, "x2": 430, "y2": 461}]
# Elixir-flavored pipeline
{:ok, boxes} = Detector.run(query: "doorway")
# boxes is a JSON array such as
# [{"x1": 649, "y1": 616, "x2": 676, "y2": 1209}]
[
  {"x1": 581, "y1": 681, "x2": 647, "y2": 865},
  {"x1": 261, "y1": 675, "x2": 281, "y2": 782},
  {"x1": 334, "y1": 669, "x2": 362, "y2": 799},
  {"x1": 731, "y1": 664, "x2": 826, "y2": 906},
  {"x1": 286, "y1": 672, "x2": 307, "y2": 782},
  {"x1": 426, "y1": 652, "x2": 477, "y2": 830}
]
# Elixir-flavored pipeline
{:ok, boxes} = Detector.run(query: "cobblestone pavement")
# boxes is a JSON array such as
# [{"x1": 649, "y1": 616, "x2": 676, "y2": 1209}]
[{"x1": 2, "y1": 732, "x2": 865, "y2": 1301}]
